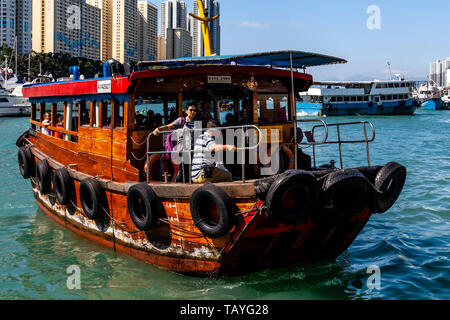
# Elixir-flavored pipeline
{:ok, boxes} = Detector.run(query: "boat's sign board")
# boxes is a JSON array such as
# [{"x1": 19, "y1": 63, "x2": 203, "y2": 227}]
[
  {"x1": 97, "y1": 80, "x2": 112, "y2": 93},
  {"x1": 207, "y1": 75, "x2": 231, "y2": 84}
]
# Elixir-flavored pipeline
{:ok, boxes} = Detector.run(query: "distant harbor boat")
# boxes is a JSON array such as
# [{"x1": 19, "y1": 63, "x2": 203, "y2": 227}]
[
  {"x1": 298, "y1": 80, "x2": 416, "y2": 116},
  {"x1": 0, "y1": 88, "x2": 30, "y2": 117},
  {"x1": 415, "y1": 81, "x2": 444, "y2": 110}
]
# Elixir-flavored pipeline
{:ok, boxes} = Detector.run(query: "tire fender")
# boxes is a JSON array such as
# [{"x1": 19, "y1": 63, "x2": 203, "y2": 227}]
[
  {"x1": 79, "y1": 178, "x2": 104, "y2": 219},
  {"x1": 18, "y1": 146, "x2": 35, "y2": 179},
  {"x1": 190, "y1": 184, "x2": 236, "y2": 238},
  {"x1": 373, "y1": 162, "x2": 406, "y2": 213},
  {"x1": 53, "y1": 168, "x2": 72, "y2": 205},
  {"x1": 35, "y1": 160, "x2": 51, "y2": 194},
  {"x1": 127, "y1": 183, "x2": 159, "y2": 231}
]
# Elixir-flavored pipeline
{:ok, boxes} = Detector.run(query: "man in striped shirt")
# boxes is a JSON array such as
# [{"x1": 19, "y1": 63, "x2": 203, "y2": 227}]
[{"x1": 192, "y1": 121, "x2": 237, "y2": 184}]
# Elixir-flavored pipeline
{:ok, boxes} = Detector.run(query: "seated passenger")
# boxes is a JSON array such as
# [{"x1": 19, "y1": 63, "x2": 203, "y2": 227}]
[
  {"x1": 53, "y1": 115, "x2": 64, "y2": 139},
  {"x1": 135, "y1": 113, "x2": 145, "y2": 127},
  {"x1": 197, "y1": 100, "x2": 214, "y2": 127},
  {"x1": 144, "y1": 110, "x2": 155, "y2": 129},
  {"x1": 239, "y1": 107, "x2": 252, "y2": 125},
  {"x1": 223, "y1": 113, "x2": 237, "y2": 127},
  {"x1": 191, "y1": 120, "x2": 237, "y2": 184},
  {"x1": 41, "y1": 112, "x2": 51, "y2": 135}
]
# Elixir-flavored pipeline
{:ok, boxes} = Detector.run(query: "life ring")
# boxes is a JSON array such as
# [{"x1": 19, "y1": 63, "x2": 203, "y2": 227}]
[
  {"x1": 315, "y1": 170, "x2": 369, "y2": 225},
  {"x1": 190, "y1": 184, "x2": 236, "y2": 238},
  {"x1": 35, "y1": 160, "x2": 52, "y2": 194},
  {"x1": 372, "y1": 162, "x2": 406, "y2": 213},
  {"x1": 145, "y1": 154, "x2": 179, "y2": 182},
  {"x1": 266, "y1": 170, "x2": 320, "y2": 224},
  {"x1": 18, "y1": 146, "x2": 35, "y2": 179},
  {"x1": 53, "y1": 168, "x2": 72, "y2": 205},
  {"x1": 79, "y1": 178, "x2": 104, "y2": 219},
  {"x1": 127, "y1": 183, "x2": 159, "y2": 231},
  {"x1": 260, "y1": 145, "x2": 295, "y2": 174}
]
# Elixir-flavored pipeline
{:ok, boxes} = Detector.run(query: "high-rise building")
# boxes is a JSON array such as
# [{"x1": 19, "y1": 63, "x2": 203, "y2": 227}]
[
  {"x1": 0, "y1": 0, "x2": 16, "y2": 49},
  {"x1": 166, "y1": 28, "x2": 191, "y2": 59},
  {"x1": 190, "y1": 0, "x2": 220, "y2": 57},
  {"x1": 15, "y1": 0, "x2": 31, "y2": 54},
  {"x1": 161, "y1": 0, "x2": 187, "y2": 39},
  {"x1": 32, "y1": 0, "x2": 101, "y2": 60},
  {"x1": 442, "y1": 58, "x2": 450, "y2": 87},
  {"x1": 138, "y1": 0, "x2": 158, "y2": 61},
  {"x1": 86, "y1": 0, "x2": 113, "y2": 62},
  {"x1": 0, "y1": 0, "x2": 31, "y2": 54},
  {"x1": 157, "y1": 35, "x2": 166, "y2": 60},
  {"x1": 112, "y1": 0, "x2": 139, "y2": 63}
]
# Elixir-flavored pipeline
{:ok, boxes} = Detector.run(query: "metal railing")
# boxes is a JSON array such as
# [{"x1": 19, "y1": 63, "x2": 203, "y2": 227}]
[
  {"x1": 131, "y1": 125, "x2": 263, "y2": 184},
  {"x1": 297, "y1": 119, "x2": 376, "y2": 168}
]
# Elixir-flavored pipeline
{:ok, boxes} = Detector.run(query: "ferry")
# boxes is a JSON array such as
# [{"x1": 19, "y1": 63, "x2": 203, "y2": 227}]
[
  {"x1": 298, "y1": 80, "x2": 417, "y2": 116},
  {"x1": 15, "y1": 50, "x2": 408, "y2": 277}
]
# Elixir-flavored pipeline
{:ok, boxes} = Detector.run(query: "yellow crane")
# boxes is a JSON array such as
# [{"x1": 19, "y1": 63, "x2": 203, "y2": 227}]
[{"x1": 189, "y1": 0, "x2": 219, "y2": 56}]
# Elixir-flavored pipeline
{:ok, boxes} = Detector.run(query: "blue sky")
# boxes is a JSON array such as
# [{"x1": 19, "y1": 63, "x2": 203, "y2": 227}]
[{"x1": 162, "y1": 0, "x2": 450, "y2": 80}]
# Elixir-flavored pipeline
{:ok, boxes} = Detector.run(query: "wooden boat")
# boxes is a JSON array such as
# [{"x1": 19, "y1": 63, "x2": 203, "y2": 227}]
[{"x1": 16, "y1": 51, "x2": 407, "y2": 277}]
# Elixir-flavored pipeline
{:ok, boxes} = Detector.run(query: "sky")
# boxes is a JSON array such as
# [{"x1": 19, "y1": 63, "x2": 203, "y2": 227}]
[{"x1": 163, "y1": 0, "x2": 450, "y2": 81}]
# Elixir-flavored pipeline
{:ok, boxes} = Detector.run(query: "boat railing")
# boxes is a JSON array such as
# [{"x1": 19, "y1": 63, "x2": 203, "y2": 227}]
[
  {"x1": 298, "y1": 119, "x2": 375, "y2": 168},
  {"x1": 133, "y1": 125, "x2": 263, "y2": 184}
]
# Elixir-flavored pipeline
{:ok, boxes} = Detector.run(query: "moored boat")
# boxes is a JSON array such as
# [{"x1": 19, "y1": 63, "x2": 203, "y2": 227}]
[
  {"x1": 298, "y1": 80, "x2": 417, "y2": 116},
  {"x1": 17, "y1": 51, "x2": 407, "y2": 277}
]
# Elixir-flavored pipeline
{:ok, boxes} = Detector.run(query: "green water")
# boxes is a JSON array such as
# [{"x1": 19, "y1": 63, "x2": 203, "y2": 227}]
[{"x1": 0, "y1": 110, "x2": 449, "y2": 300}]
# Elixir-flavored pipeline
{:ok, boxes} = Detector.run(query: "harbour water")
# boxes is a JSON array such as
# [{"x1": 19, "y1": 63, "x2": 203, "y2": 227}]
[{"x1": 0, "y1": 110, "x2": 449, "y2": 300}]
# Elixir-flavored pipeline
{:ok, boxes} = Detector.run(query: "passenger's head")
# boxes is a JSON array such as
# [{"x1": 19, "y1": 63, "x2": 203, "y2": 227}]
[
  {"x1": 44, "y1": 112, "x2": 51, "y2": 120},
  {"x1": 185, "y1": 104, "x2": 198, "y2": 119},
  {"x1": 136, "y1": 114, "x2": 145, "y2": 126},
  {"x1": 225, "y1": 113, "x2": 235, "y2": 123},
  {"x1": 203, "y1": 100, "x2": 211, "y2": 112},
  {"x1": 146, "y1": 110, "x2": 154, "y2": 118},
  {"x1": 57, "y1": 115, "x2": 64, "y2": 124}
]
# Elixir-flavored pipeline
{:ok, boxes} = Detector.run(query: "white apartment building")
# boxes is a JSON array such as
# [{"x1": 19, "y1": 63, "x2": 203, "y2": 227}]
[
  {"x1": 112, "y1": 0, "x2": 138, "y2": 63},
  {"x1": 138, "y1": 0, "x2": 158, "y2": 61}
]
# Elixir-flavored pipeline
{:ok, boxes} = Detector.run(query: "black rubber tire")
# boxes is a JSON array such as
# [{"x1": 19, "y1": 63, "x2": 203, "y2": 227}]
[
  {"x1": 127, "y1": 183, "x2": 159, "y2": 231},
  {"x1": 35, "y1": 160, "x2": 51, "y2": 194},
  {"x1": 79, "y1": 178, "x2": 103, "y2": 219},
  {"x1": 18, "y1": 147, "x2": 34, "y2": 179},
  {"x1": 16, "y1": 130, "x2": 30, "y2": 147},
  {"x1": 53, "y1": 168, "x2": 72, "y2": 205},
  {"x1": 373, "y1": 162, "x2": 406, "y2": 213},
  {"x1": 266, "y1": 170, "x2": 320, "y2": 224},
  {"x1": 190, "y1": 184, "x2": 236, "y2": 239},
  {"x1": 315, "y1": 170, "x2": 370, "y2": 225}
]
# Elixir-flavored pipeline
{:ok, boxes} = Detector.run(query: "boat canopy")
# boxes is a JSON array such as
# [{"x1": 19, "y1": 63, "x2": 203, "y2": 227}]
[{"x1": 138, "y1": 51, "x2": 347, "y2": 69}]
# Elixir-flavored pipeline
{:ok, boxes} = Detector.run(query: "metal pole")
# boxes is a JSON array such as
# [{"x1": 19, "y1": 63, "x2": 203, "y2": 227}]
[
  {"x1": 363, "y1": 122, "x2": 371, "y2": 166},
  {"x1": 337, "y1": 125, "x2": 343, "y2": 168},
  {"x1": 290, "y1": 52, "x2": 298, "y2": 170}
]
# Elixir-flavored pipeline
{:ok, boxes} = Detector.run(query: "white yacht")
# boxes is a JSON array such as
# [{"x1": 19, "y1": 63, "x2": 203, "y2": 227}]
[{"x1": 0, "y1": 88, "x2": 29, "y2": 117}]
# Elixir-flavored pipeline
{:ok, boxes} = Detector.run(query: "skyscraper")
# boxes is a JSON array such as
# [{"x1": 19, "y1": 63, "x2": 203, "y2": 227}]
[
  {"x1": 112, "y1": 0, "x2": 139, "y2": 63},
  {"x1": 166, "y1": 28, "x2": 192, "y2": 59},
  {"x1": 32, "y1": 0, "x2": 101, "y2": 60},
  {"x1": 190, "y1": 0, "x2": 220, "y2": 57},
  {"x1": 138, "y1": 0, "x2": 158, "y2": 61},
  {"x1": 0, "y1": 0, "x2": 31, "y2": 54},
  {"x1": 160, "y1": 0, "x2": 187, "y2": 39}
]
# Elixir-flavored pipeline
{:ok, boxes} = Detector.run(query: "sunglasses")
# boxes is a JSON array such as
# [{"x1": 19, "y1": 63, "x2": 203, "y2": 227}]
[{"x1": 188, "y1": 109, "x2": 197, "y2": 112}]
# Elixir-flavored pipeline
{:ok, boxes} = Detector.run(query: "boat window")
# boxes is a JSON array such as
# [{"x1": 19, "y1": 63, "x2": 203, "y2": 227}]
[
  {"x1": 375, "y1": 97, "x2": 380, "y2": 102},
  {"x1": 101, "y1": 100, "x2": 112, "y2": 128},
  {"x1": 381, "y1": 83, "x2": 387, "y2": 88},
  {"x1": 344, "y1": 96, "x2": 349, "y2": 102},
  {"x1": 0, "y1": 98, "x2": 8, "y2": 102},
  {"x1": 330, "y1": 96, "x2": 336, "y2": 102},
  {"x1": 357, "y1": 96, "x2": 363, "y2": 102},
  {"x1": 394, "y1": 83, "x2": 400, "y2": 88},
  {"x1": 351, "y1": 96, "x2": 357, "y2": 102},
  {"x1": 259, "y1": 95, "x2": 287, "y2": 123},
  {"x1": 364, "y1": 96, "x2": 369, "y2": 102},
  {"x1": 80, "y1": 101, "x2": 90, "y2": 127},
  {"x1": 114, "y1": 100, "x2": 124, "y2": 128},
  {"x1": 337, "y1": 96, "x2": 343, "y2": 102},
  {"x1": 387, "y1": 95, "x2": 392, "y2": 100}
]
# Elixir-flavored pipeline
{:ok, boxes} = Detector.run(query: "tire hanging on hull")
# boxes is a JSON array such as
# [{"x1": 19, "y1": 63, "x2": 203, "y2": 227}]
[
  {"x1": 266, "y1": 170, "x2": 320, "y2": 224},
  {"x1": 35, "y1": 160, "x2": 52, "y2": 194},
  {"x1": 79, "y1": 178, "x2": 104, "y2": 219},
  {"x1": 18, "y1": 146, "x2": 35, "y2": 179},
  {"x1": 372, "y1": 162, "x2": 407, "y2": 213},
  {"x1": 190, "y1": 184, "x2": 236, "y2": 239},
  {"x1": 314, "y1": 170, "x2": 370, "y2": 226},
  {"x1": 53, "y1": 168, "x2": 72, "y2": 205},
  {"x1": 127, "y1": 183, "x2": 159, "y2": 231}
]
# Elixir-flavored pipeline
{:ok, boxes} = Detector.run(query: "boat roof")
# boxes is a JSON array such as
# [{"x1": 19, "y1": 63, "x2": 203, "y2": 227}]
[
  {"x1": 313, "y1": 80, "x2": 414, "y2": 86},
  {"x1": 138, "y1": 51, "x2": 347, "y2": 69}
]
